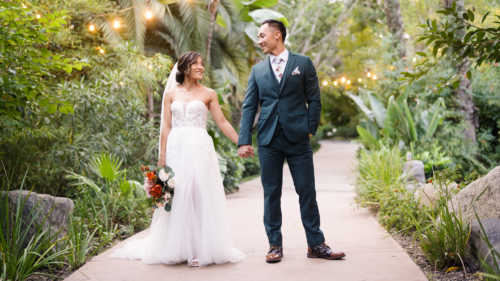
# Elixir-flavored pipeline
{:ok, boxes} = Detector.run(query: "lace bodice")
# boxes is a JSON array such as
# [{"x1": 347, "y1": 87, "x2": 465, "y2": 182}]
[{"x1": 171, "y1": 100, "x2": 208, "y2": 129}]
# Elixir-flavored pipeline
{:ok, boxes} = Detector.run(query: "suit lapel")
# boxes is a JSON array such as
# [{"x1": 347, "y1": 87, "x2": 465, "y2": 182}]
[
  {"x1": 279, "y1": 52, "x2": 296, "y2": 94},
  {"x1": 265, "y1": 57, "x2": 280, "y2": 94}
]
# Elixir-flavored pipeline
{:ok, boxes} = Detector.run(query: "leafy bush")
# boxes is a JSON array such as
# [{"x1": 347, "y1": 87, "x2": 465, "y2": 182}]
[{"x1": 0, "y1": 2, "x2": 88, "y2": 143}]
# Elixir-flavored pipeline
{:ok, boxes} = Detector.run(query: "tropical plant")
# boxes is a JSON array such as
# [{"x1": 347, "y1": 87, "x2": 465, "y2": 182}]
[
  {"x1": 65, "y1": 213, "x2": 112, "y2": 269},
  {"x1": 413, "y1": 166, "x2": 486, "y2": 269},
  {"x1": 349, "y1": 89, "x2": 445, "y2": 150},
  {"x1": 66, "y1": 153, "x2": 147, "y2": 237},
  {"x1": 0, "y1": 170, "x2": 70, "y2": 280}
]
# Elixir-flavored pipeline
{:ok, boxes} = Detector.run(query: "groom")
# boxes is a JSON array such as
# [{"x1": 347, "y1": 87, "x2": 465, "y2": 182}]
[{"x1": 238, "y1": 19, "x2": 345, "y2": 263}]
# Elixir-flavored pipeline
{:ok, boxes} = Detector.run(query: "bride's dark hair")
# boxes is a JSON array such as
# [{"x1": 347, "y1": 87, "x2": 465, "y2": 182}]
[{"x1": 175, "y1": 51, "x2": 203, "y2": 84}]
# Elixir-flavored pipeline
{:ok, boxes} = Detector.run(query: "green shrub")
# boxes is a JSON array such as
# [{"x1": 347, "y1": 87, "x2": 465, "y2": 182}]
[{"x1": 355, "y1": 144, "x2": 425, "y2": 234}]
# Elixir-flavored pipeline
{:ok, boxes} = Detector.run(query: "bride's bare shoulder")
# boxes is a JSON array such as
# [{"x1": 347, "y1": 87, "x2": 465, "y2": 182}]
[
  {"x1": 202, "y1": 85, "x2": 217, "y2": 97},
  {"x1": 162, "y1": 88, "x2": 178, "y2": 104}
]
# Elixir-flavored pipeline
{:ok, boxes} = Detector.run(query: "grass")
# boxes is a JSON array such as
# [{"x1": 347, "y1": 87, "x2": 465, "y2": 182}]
[{"x1": 0, "y1": 168, "x2": 71, "y2": 281}]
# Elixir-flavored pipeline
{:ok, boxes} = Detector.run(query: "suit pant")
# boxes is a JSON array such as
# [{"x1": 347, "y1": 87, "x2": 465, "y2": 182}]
[{"x1": 258, "y1": 127, "x2": 325, "y2": 247}]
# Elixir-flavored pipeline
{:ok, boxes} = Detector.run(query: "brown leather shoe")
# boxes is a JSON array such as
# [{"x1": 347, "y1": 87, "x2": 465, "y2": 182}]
[
  {"x1": 266, "y1": 246, "x2": 283, "y2": 263},
  {"x1": 307, "y1": 243, "x2": 345, "y2": 260}
]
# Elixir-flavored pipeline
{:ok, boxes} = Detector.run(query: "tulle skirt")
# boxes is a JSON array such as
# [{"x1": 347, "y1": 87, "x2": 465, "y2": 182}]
[{"x1": 110, "y1": 127, "x2": 245, "y2": 267}]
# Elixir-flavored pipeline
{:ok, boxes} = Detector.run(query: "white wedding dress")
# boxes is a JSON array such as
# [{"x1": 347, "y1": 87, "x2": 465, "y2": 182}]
[{"x1": 110, "y1": 100, "x2": 245, "y2": 267}]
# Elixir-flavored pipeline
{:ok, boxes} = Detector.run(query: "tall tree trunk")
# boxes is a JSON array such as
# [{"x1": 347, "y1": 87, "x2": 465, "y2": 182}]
[
  {"x1": 444, "y1": 0, "x2": 477, "y2": 143},
  {"x1": 206, "y1": 0, "x2": 220, "y2": 64},
  {"x1": 383, "y1": 0, "x2": 406, "y2": 58}
]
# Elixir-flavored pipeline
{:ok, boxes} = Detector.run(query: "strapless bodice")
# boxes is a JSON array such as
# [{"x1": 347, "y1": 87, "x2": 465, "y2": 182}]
[{"x1": 171, "y1": 100, "x2": 208, "y2": 129}]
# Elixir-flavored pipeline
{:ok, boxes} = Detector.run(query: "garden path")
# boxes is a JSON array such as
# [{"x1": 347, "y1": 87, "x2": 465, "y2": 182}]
[{"x1": 65, "y1": 141, "x2": 427, "y2": 281}]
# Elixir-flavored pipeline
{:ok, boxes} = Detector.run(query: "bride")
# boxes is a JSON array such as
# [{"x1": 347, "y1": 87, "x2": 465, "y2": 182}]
[{"x1": 110, "y1": 51, "x2": 245, "y2": 267}]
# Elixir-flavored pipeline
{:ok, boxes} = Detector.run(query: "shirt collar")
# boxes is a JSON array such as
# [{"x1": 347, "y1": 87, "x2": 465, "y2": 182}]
[{"x1": 270, "y1": 49, "x2": 289, "y2": 63}]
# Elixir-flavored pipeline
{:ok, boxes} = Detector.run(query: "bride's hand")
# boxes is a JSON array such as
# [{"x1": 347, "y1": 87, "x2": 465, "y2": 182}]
[{"x1": 158, "y1": 158, "x2": 166, "y2": 167}]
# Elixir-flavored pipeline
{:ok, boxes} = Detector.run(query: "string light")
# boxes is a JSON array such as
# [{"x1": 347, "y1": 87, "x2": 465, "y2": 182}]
[
  {"x1": 323, "y1": 81, "x2": 328, "y2": 86},
  {"x1": 413, "y1": 57, "x2": 417, "y2": 62},
  {"x1": 334, "y1": 81, "x2": 338, "y2": 86},
  {"x1": 149, "y1": 65, "x2": 153, "y2": 69},
  {"x1": 341, "y1": 77, "x2": 346, "y2": 83},
  {"x1": 146, "y1": 10, "x2": 153, "y2": 19},
  {"x1": 358, "y1": 78, "x2": 362, "y2": 82},
  {"x1": 373, "y1": 75, "x2": 377, "y2": 80},
  {"x1": 347, "y1": 80, "x2": 351, "y2": 85},
  {"x1": 100, "y1": 49, "x2": 105, "y2": 54},
  {"x1": 367, "y1": 72, "x2": 372, "y2": 77},
  {"x1": 113, "y1": 19, "x2": 120, "y2": 28},
  {"x1": 36, "y1": 14, "x2": 41, "y2": 19},
  {"x1": 89, "y1": 23, "x2": 95, "y2": 32},
  {"x1": 21, "y1": 3, "x2": 26, "y2": 8}
]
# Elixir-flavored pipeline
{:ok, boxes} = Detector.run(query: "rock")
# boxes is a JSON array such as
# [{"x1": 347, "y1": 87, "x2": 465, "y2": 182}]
[
  {"x1": 1, "y1": 190, "x2": 74, "y2": 250},
  {"x1": 414, "y1": 182, "x2": 457, "y2": 208},
  {"x1": 470, "y1": 219, "x2": 500, "y2": 273},
  {"x1": 448, "y1": 166, "x2": 500, "y2": 224},
  {"x1": 402, "y1": 160, "x2": 425, "y2": 185}
]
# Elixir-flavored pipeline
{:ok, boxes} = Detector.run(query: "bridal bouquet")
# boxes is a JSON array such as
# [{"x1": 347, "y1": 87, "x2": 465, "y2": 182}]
[{"x1": 141, "y1": 164, "x2": 176, "y2": 212}]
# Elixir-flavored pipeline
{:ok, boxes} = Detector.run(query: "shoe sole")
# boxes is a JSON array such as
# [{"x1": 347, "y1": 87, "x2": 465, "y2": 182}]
[{"x1": 307, "y1": 253, "x2": 346, "y2": 260}]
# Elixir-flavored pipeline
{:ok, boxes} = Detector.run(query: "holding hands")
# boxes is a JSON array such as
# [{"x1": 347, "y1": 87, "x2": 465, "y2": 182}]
[{"x1": 238, "y1": 145, "x2": 255, "y2": 158}]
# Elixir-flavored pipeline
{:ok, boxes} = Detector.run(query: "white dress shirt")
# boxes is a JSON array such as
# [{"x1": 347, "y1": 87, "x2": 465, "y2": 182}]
[{"x1": 269, "y1": 49, "x2": 289, "y2": 83}]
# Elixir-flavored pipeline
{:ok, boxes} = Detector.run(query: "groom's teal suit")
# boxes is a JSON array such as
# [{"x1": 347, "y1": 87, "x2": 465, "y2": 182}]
[{"x1": 238, "y1": 51, "x2": 325, "y2": 247}]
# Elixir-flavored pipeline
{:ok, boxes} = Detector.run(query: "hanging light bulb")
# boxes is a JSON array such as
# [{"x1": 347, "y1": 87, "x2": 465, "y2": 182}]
[
  {"x1": 36, "y1": 14, "x2": 41, "y2": 19},
  {"x1": 113, "y1": 19, "x2": 120, "y2": 28},
  {"x1": 347, "y1": 80, "x2": 351, "y2": 85},
  {"x1": 149, "y1": 65, "x2": 153, "y2": 69},
  {"x1": 373, "y1": 75, "x2": 377, "y2": 80},
  {"x1": 323, "y1": 81, "x2": 328, "y2": 86},
  {"x1": 341, "y1": 77, "x2": 346, "y2": 83},
  {"x1": 413, "y1": 57, "x2": 417, "y2": 62},
  {"x1": 89, "y1": 23, "x2": 95, "y2": 32},
  {"x1": 334, "y1": 81, "x2": 338, "y2": 86},
  {"x1": 146, "y1": 10, "x2": 153, "y2": 19},
  {"x1": 367, "y1": 72, "x2": 372, "y2": 77},
  {"x1": 100, "y1": 49, "x2": 105, "y2": 54},
  {"x1": 358, "y1": 78, "x2": 362, "y2": 82}
]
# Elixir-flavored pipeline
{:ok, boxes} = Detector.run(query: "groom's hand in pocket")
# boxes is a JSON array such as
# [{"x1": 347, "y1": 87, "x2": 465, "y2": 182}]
[{"x1": 238, "y1": 145, "x2": 255, "y2": 158}]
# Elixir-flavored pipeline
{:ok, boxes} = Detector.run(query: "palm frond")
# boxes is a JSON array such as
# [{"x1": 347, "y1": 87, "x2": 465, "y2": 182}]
[
  {"x1": 94, "y1": 16, "x2": 124, "y2": 46},
  {"x1": 217, "y1": 0, "x2": 240, "y2": 34},
  {"x1": 121, "y1": 0, "x2": 148, "y2": 50},
  {"x1": 176, "y1": 0, "x2": 210, "y2": 53}
]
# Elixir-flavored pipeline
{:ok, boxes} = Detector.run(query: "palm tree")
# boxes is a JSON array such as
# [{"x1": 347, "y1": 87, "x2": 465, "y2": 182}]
[{"x1": 94, "y1": 0, "x2": 250, "y2": 104}]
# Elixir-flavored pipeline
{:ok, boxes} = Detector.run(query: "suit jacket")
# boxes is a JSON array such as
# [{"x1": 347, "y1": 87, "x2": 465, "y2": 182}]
[{"x1": 238, "y1": 51, "x2": 322, "y2": 147}]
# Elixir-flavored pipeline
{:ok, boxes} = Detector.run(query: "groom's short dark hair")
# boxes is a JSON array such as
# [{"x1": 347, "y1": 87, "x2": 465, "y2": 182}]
[{"x1": 261, "y1": 19, "x2": 286, "y2": 43}]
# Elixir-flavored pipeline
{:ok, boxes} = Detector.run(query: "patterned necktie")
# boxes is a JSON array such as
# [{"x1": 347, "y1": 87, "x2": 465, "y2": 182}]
[{"x1": 272, "y1": 56, "x2": 285, "y2": 83}]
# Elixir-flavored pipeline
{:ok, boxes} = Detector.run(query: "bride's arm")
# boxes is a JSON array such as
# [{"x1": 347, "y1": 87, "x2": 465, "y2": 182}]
[
  {"x1": 158, "y1": 93, "x2": 173, "y2": 166},
  {"x1": 208, "y1": 89, "x2": 239, "y2": 145}
]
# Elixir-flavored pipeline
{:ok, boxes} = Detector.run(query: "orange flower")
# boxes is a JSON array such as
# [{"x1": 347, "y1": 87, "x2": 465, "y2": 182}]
[
  {"x1": 147, "y1": 172, "x2": 155, "y2": 180},
  {"x1": 429, "y1": 179, "x2": 433, "y2": 183},
  {"x1": 150, "y1": 184, "x2": 162, "y2": 198}
]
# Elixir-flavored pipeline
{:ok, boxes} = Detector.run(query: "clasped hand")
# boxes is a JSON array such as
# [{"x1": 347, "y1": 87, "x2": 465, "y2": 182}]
[{"x1": 238, "y1": 145, "x2": 255, "y2": 158}]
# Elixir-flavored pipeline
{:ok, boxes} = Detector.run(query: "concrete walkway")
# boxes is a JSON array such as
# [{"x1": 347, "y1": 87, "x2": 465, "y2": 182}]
[{"x1": 65, "y1": 141, "x2": 427, "y2": 281}]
